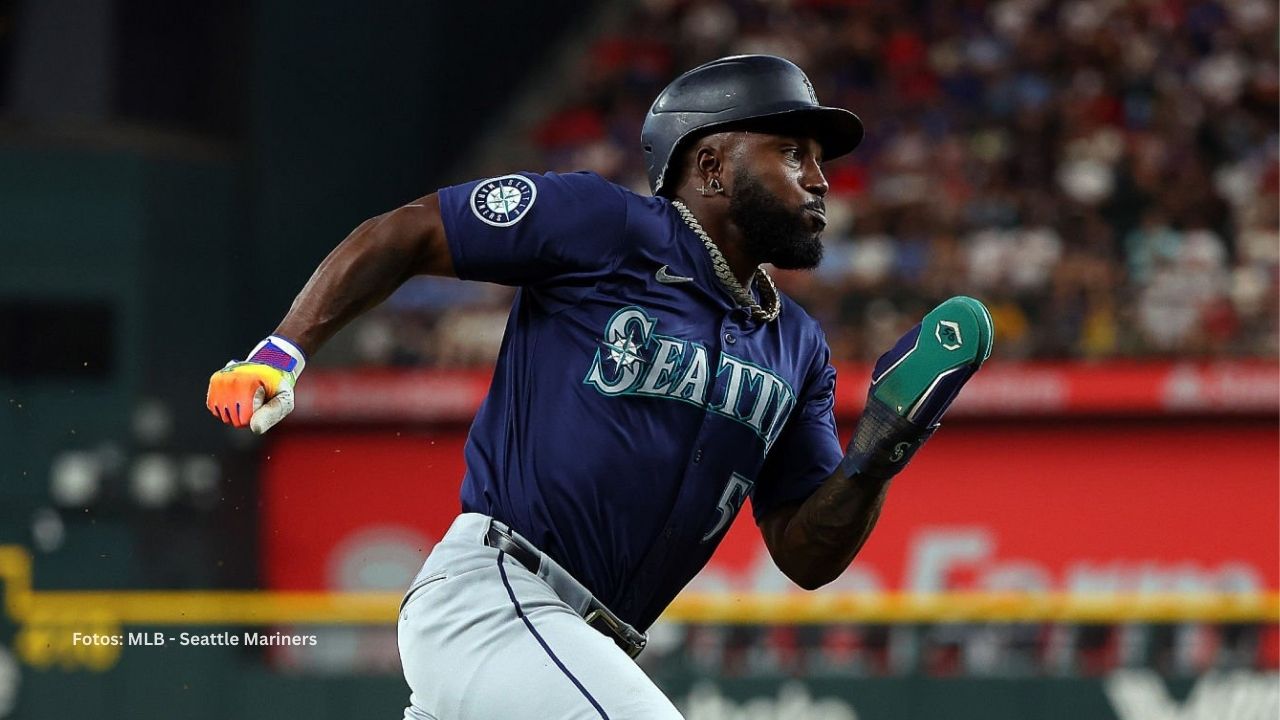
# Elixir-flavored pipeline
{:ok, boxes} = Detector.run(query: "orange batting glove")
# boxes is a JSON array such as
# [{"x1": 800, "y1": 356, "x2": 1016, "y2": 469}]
[{"x1": 206, "y1": 335, "x2": 306, "y2": 434}]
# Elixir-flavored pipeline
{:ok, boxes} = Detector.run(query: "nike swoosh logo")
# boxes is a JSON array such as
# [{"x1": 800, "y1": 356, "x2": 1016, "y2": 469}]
[{"x1": 656, "y1": 265, "x2": 694, "y2": 284}]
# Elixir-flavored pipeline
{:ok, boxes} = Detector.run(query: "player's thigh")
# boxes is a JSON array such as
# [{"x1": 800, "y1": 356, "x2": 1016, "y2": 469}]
[
  {"x1": 398, "y1": 553, "x2": 682, "y2": 720},
  {"x1": 481, "y1": 591, "x2": 683, "y2": 719}
]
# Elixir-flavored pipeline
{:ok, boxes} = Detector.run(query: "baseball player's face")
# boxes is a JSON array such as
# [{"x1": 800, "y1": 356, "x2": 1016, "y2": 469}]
[{"x1": 728, "y1": 132, "x2": 829, "y2": 270}]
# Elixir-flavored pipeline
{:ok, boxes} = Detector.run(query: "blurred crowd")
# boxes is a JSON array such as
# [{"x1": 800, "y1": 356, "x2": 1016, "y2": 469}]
[
  {"x1": 642, "y1": 621, "x2": 1275, "y2": 678},
  {"x1": 346, "y1": 0, "x2": 1278, "y2": 367}
]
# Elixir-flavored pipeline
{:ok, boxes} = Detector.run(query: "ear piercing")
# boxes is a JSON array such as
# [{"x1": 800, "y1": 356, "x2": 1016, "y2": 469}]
[{"x1": 698, "y1": 178, "x2": 724, "y2": 196}]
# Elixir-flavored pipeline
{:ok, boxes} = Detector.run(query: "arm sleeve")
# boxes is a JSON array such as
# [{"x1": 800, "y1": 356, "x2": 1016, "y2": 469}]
[
  {"x1": 437, "y1": 171, "x2": 629, "y2": 287},
  {"x1": 751, "y1": 339, "x2": 843, "y2": 522}
]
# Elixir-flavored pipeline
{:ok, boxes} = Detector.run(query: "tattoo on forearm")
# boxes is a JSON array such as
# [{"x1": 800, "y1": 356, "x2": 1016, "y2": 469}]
[{"x1": 790, "y1": 473, "x2": 892, "y2": 566}]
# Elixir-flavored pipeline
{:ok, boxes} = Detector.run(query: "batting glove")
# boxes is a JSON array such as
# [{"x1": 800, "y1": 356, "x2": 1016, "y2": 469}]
[
  {"x1": 841, "y1": 296, "x2": 993, "y2": 481},
  {"x1": 206, "y1": 335, "x2": 307, "y2": 434}
]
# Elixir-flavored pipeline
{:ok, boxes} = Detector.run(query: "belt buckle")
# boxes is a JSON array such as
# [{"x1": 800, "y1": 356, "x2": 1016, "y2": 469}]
[{"x1": 584, "y1": 608, "x2": 647, "y2": 659}]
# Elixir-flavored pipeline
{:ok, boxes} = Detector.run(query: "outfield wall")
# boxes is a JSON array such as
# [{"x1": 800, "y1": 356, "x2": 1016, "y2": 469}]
[{"x1": 257, "y1": 417, "x2": 1278, "y2": 601}]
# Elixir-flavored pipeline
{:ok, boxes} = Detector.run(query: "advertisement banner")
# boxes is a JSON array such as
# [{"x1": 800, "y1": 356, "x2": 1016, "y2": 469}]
[
  {"x1": 261, "y1": 420, "x2": 1278, "y2": 595},
  {"x1": 693, "y1": 421, "x2": 1278, "y2": 596},
  {"x1": 650, "y1": 672, "x2": 1280, "y2": 720},
  {"x1": 11, "y1": 662, "x2": 1277, "y2": 720}
]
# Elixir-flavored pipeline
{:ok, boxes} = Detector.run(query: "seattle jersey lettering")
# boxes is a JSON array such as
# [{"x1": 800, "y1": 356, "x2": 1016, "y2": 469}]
[{"x1": 584, "y1": 306, "x2": 796, "y2": 449}]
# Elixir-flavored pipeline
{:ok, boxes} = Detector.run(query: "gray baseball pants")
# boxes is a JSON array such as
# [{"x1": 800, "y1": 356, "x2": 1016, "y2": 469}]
[{"x1": 397, "y1": 513, "x2": 685, "y2": 719}]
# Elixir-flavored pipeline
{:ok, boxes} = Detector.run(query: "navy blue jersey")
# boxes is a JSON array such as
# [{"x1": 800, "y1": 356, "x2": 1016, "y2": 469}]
[{"x1": 438, "y1": 171, "x2": 843, "y2": 630}]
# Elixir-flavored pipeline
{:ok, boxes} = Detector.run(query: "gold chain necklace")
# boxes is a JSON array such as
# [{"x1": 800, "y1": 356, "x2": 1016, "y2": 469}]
[{"x1": 671, "y1": 200, "x2": 781, "y2": 322}]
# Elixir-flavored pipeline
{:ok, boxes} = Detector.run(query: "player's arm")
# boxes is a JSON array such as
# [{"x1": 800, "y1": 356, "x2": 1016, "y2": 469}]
[
  {"x1": 206, "y1": 195, "x2": 452, "y2": 432},
  {"x1": 757, "y1": 471, "x2": 891, "y2": 591},
  {"x1": 270, "y1": 196, "x2": 454, "y2": 354},
  {"x1": 758, "y1": 297, "x2": 992, "y2": 590},
  {"x1": 208, "y1": 171, "x2": 628, "y2": 432}
]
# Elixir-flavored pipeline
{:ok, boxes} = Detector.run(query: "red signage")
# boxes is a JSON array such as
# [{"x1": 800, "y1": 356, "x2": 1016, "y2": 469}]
[
  {"x1": 699, "y1": 420, "x2": 1278, "y2": 595},
  {"x1": 261, "y1": 419, "x2": 1279, "y2": 595}
]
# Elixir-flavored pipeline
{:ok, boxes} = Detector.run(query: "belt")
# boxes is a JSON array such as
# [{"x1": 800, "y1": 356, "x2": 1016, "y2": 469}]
[{"x1": 485, "y1": 520, "x2": 648, "y2": 659}]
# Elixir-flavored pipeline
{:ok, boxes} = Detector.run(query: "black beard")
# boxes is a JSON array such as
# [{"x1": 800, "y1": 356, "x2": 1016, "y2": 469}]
[{"x1": 727, "y1": 169, "x2": 824, "y2": 270}]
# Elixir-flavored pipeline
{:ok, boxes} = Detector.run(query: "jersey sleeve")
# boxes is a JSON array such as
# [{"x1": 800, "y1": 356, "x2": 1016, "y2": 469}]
[
  {"x1": 437, "y1": 171, "x2": 629, "y2": 287},
  {"x1": 751, "y1": 339, "x2": 843, "y2": 522}
]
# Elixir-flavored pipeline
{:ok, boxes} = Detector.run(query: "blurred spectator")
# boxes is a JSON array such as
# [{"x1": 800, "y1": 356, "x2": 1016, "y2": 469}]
[{"x1": 336, "y1": 0, "x2": 1278, "y2": 368}]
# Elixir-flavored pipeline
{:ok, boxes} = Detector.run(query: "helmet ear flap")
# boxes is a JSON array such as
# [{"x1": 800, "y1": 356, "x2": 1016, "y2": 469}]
[
  {"x1": 651, "y1": 145, "x2": 677, "y2": 197},
  {"x1": 653, "y1": 136, "x2": 696, "y2": 198}
]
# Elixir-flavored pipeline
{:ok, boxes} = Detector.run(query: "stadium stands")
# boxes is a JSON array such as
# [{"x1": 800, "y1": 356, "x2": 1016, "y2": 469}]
[{"x1": 354, "y1": 0, "x2": 1278, "y2": 367}]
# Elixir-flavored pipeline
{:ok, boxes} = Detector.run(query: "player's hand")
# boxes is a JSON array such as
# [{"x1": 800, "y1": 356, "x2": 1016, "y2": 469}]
[
  {"x1": 206, "y1": 335, "x2": 307, "y2": 434},
  {"x1": 841, "y1": 297, "x2": 993, "y2": 480}
]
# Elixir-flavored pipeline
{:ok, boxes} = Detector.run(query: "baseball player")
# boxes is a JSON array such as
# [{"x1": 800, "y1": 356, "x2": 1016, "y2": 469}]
[{"x1": 206, "y1": 55, "x2": 992, "y2": 719}]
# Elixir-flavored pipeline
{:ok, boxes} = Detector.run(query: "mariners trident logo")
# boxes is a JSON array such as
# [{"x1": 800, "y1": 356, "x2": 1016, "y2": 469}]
[
  {"x1": 469, "y1": 174, "x2": 537, "y2": 227},
  {"x1": 584, "y1": 306, "x2": 796, "y2": 449}
]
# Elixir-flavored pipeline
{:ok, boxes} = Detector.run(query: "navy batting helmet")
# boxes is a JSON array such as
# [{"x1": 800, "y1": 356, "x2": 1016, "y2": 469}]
[{"x1": 641, "y1": 54, "x2": 864, "y2": 196}]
